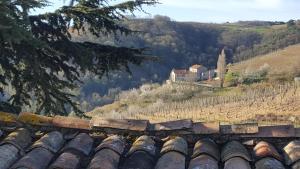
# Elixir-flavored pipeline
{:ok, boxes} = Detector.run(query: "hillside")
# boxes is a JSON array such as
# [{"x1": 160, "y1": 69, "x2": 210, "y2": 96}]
[
  {"x1": 87, "y1": 45, "x2": 300, "y2": 125},
  {"x1": 73, "y1": 18, "x2": 300, "y2": 112},
  {"x1": 229, "y1": 44, "x2": 300, "y2": 81},
  {"x1": 87, "y1": 82, "x2": 300, "y2": 125}
]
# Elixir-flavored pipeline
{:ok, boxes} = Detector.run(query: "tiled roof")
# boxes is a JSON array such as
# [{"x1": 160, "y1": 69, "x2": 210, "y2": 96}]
[
  {"x1": 190, "y1": 64, "x2": 203, "y2": 69},
  {"x1": 172, "y1": 69, "x2": 188, "y2": 75},
  {"x1": 1, "y1": 111, "x2": 300, "y2": 169}
]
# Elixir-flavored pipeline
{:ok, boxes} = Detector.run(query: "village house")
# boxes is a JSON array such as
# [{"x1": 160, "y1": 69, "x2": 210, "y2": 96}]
[
  {"x1": 170, "y1": 64, "x2": 215, "y2": 82},
  {"x1": 189, "y1": 64, "x2": 207, "y2": 76},
  {"x1": 170, "y1": 69, "x2": 189, "y2": 82}
]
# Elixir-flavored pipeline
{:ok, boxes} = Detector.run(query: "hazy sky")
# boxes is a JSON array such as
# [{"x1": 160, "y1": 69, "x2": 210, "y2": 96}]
[{"x1": 33, "y1": 0, "x2": 300, "y2": 23}]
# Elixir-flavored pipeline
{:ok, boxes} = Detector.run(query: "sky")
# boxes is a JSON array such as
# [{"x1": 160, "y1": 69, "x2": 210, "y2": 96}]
[{"x1": 33, "y1": 0, "x2": 300, "y2": 23}]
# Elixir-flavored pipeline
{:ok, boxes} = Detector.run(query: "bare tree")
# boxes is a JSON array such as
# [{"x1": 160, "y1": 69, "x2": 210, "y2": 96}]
[{"x1": 217, "y1": 49, "x2": 227, "y2": 87}]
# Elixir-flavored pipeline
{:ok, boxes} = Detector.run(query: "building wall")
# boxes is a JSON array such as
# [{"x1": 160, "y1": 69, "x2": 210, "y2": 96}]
[
  {"x1": 171, "y1": 67, "x2": 214, "y2": 82},
  {"x1": 185, "y1": 72, "x2": 197, "y2": 82},
  {"x1": 170, "y1": 71, "x2": 188, "y2": 82},
  {"x1": 189, "y1": 67, "x2": 198, "y2": 73},
  {"x1": 189, "y1": 67, "x2": 208, "y2": 80},
  {"x1": 170, "y1": 72, "x2": 176, "y2": 82},
  {"x1": 189, "y1": 67, "x2": 207, "y2": 74}
]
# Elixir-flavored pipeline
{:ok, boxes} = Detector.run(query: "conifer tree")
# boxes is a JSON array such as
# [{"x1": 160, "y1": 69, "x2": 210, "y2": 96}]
[
  {"x1": 217, "y1": 48, "x2": 227, "y2": 88},
  {"x1": 0, "y1": 0, "x2": 157, "y2": 115}
]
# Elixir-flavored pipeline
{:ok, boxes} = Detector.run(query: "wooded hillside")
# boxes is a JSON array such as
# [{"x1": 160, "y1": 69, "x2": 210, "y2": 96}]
[{"x1": 75, "y1": 17, "x2": 300, "y2": 112}]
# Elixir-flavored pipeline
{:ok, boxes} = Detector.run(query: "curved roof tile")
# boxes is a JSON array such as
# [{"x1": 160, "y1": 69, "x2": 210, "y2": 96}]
[
  {"x1": 160, "y1": 137, "x2": 188, "y2": 155},
  {"x1": 0, "y1": 128, "x2": 32, "y2": 154},
  {"x1": 11, "y1": 147, "x2": 54, "y2": 169},
  {"x1": 224, "y1": 157, "x2": 251, "y2": 169},
  {"x1": 192, "y1": 138, "x2": 220, "y2": 161},
  {"x1": 0, "y1": 144, "x2": 20, "y2": 169},
  {"x1": 49, "y1": 151, "x2": 81, "y2": 169},
  {"x1": 1, "y1": 117, "x2": 300, "y2": 169},
  {"x1": 88, "y1": 149, "x2": 120, "y2": 169},
  {"x1": 29, "y1": 131, "x2": 64, "y2": 153},
  {"x1": 221, "y1": 141, "x2": 251, "y2": 162},
  {"x1": 127, "y1": 135, "x2": 156, "y2": 156},
  {"x1": 188, "y1": 154, "x2": 219, "y2": 169},
  {"x1": 255, "y1": 157, "x2": 285, "y2": 169},
  {"x1": 283, "y1": 140, "x2": 300, "y2": 165},
  {"x1": 155, "y1": 151, "x2": 186, "y2": 169},
  {"x1": 253, "y1": 141, "x2": 282, "y2": 161},
  {"x1": 62, "y1": 133, "x2": 94, "y2": 156},
  {"x1": 95, "y1": 135, "x2": 125, "y2": 155}
]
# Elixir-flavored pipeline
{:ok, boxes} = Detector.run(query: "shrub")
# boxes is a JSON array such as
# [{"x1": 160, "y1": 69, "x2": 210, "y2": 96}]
[
  {"x1": 238, "y1": 64, "x2": 269, "y2": 85},
  {"x1": 225, "y1": 72, "x2": 240, "y2": 86},
  {"x1": 239, "y1": 71, "x2": 267, "y2": 84}
]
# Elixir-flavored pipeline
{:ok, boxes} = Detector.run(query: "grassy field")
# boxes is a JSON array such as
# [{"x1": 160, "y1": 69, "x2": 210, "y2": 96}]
[
  {"x1": 221, "y1": 22, "x2": 287, "y2": 33},
  {"x1": 87, "y1": 44, "x2": 300, "y2": 125},
  {"x1": 229, "y1": 44, "x2": 300, "y2": 81}
]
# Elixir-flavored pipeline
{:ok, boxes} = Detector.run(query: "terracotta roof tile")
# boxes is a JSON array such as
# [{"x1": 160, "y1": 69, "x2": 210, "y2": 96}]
[
  {"x1": 192, "y1": 122, "x2": 219, "y2": 134},
  {"x1": 94, "y1": 135, "x2": 125, "y2": 155},
  {"x1": 191, "y1": 138, "x2": 220, "y2": 161},
  {"x1": 155, "y1": 151, "x2": 186, "y2": 169},
  {"x1": 151, "y1": 119, "x2": 192, "y2": 131},
  {"x1": 89, "y1": 136, "x2": 125, "y2": 169},
  {"x1": 112, "y1": 136, "x2": 158, "y2": 169},
  {"x1": 255, "y1": 157, "x2": 285, "y2": 169},
  {"x1": 49, "y1": 150, "x2": 81, "y2": 169},
  {"x1": 0, "y1": 128, "x2": 32, "y2": 153},
  {"x1": 29, "y1": 131, "x2": 64, "y2": 153},
  {"x1": 254, "y1": 141, "x2": 282, "y2": 161},
  {"x1": 18, "y1": 112, "x2": 53, "y2": 126},
  {"x1": 1, "y1": 112, "x2": 300, "y2": 169},
  {"x1": 155, "y1": 137, "x2": 188, "y2": 169},
  {"x1": 62, "y1": 133, "x2": 94, "y2": 156},
  {"x1": 222, "y1": 123, "x2": 258, "y2": 134},
  {"x1": 126, "y1": 135, "x2": 156, "y2": 156},
  {"x1": 292, "y1": 161, "x2": 300, "y2": 169},
  {"x1": 0, "y1": 144, "x2": 20, "y2": 169},
  {"x1": 0, "y1": 111, "x2": 17, "y2": 124},
  {"x1": 92, "y1": 118, "x2": 149, "y2": 131},
  {"x1": 160, "y1": 137, "x2": 188, "y2": 155},
  {"x1": 121, "y1": 150, "x2": 156, "y2": 169},
  {"x1": 283, "y1": 140, "x2": 300, "y2": 165},
  {"x1": 245, "y1": 125, "x2": 295, "y2": 138},
  {"x1": 52, "y1": 116, "x2": 91, "y2": 130},
  {"x1": 224, "y1": 157, "x2": 251, "y2": 169},
  {"x1": 0, "y1": 126, "x2": 299, "y2": 169},
  {"x1": 88, "y1": 148, "x2": 120, "y2": 169},
  {"x1": 11, "y1": 147, "x2": 54, "y2": 169},
  {"x1": 188, "y1": 154, "x2": 219, "y2": 169},
  {"x1": 221, "y1": 141, "x2": 251, "y2": 162}
]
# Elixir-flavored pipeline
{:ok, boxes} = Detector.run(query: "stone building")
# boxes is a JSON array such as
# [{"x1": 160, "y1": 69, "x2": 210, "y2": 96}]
[
  {"x1": 189, "y1": 64, "x2": 208, "y2": 80},
  {"x1": 170, "y1": 69, "x2": 189, "y2": 82},
  {"x1": 170, "y1": 64, "x2": 213, "y2": 82}
]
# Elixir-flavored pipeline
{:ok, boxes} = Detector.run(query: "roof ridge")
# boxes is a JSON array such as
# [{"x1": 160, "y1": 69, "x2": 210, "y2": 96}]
[{"x1": 0, "y1": 112, "x2": 298, "y2": 137}]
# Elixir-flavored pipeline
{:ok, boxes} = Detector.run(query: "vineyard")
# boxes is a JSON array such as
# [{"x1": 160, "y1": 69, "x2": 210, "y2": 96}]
[{"x1": 88, "y1": 82, "x2": 300, "y2": 125}]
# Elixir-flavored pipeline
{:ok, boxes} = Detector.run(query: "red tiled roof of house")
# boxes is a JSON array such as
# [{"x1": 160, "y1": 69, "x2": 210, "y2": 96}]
[
  {"x1": 0, "y1": 111, "x2": 300, "y2": 169},
  {"x1": 190, "y1": 64, "x2": 204, "y2": 69},
  {"x1": 172, "y1": 69, "x2": 188, "y2": 75}
]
